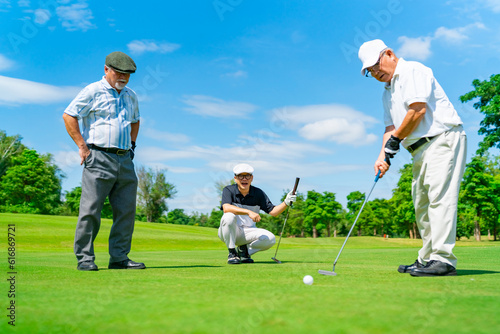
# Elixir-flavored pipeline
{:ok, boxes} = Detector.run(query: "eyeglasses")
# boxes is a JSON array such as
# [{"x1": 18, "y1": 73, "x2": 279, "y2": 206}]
[
  {"x1": 235, "y1": 174, "x2": 252, "y2": 180},
  {"x1": 365, "y1": 50, "x2": 387, "y2": 77}
]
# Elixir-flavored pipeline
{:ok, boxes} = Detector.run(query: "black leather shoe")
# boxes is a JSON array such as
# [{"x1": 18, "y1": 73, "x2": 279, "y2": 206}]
[
  {"x1": 410, "y1": 260, "x2": 456, "y2": 277},
  {"x1": 237, "y1": 244, "x2": 254, "y2": 264},
  {"x1": 77, "y1": 261, "x2": 98, "y2": 271},
  {"x1": 398, "y1": 259, "x2": 423, "y2": 273},
  {"x1": 108, "y1": 259, "x2": 146, "y2": 269}
]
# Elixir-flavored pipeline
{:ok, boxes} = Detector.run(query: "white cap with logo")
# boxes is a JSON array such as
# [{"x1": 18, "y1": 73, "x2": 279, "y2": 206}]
[{"x1": 358, "y1": 39, "x2": 388, "y2": 76}]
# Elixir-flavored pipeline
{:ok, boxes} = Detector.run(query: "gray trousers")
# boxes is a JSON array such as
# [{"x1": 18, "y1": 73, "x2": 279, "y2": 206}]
[{"x1": 74, "y1": 148, "x2": 138, "y2": 264}]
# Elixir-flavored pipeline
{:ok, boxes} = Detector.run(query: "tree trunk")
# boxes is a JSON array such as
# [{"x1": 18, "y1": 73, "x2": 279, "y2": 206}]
[
  {"x1": 373, "y1": 228, "x2": 376, "y2": 236},
  {"x1": 327, "y1": 223, "x2": 331, "y2": 237},
  {"x1": 313, "y1": 225, "x2": 318, "y2": 238},
  {"x1": 488, "y1": 229, "x2": 491, "y2": 240},
  {"x1": 413, "y1": 223, "x2": 419, "y2": 239},
  {"x1": 474, "y1": 219, "x2": 481, "y2": 241},
  {"x1": 409, "y1": 229, "x2": 414, "y2": 239},
  {"x1": 334, "y1": 229, "x2": 337, "y2": 238}
]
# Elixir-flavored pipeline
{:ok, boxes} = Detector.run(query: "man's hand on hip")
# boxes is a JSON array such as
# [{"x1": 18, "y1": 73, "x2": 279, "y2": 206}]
[{"x1": 79, "y1": 146, "x2": 90, "y2": 165}]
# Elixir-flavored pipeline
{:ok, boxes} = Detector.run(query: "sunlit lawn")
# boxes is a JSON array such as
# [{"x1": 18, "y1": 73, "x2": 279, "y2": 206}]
[{"x1": 1, "y1": 213, "x2": 499, "y2": 334}]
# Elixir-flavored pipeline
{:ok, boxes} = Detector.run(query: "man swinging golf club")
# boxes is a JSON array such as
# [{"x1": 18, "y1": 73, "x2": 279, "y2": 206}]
[
  {"x1": 359, "y1": 39, "x2": 467, "y2": 277},
  {"x1": 218, "y1": 163, "x2": 296, "y2": 264}
]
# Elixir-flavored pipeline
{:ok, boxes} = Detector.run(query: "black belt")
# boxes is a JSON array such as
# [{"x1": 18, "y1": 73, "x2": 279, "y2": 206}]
[
  {"x1": 88, "y1": 144, "x2": 129, "y2": 155},
  {"x1": 407, "y1": 136, "x2": 436, "y2": 154}
]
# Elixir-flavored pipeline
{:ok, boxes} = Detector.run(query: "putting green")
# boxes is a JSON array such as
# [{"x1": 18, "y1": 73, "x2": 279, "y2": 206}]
[{"x1": 1, "y1": 213, "x2": 499, "y2": 334}]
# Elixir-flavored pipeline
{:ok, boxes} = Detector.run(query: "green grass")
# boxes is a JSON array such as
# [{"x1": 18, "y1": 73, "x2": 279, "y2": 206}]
[{"x1": 1, "y1": 213, "x2": 500, "y2": 334}]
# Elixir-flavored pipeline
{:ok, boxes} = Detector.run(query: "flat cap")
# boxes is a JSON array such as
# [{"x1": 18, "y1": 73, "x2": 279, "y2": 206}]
[
  {"x1": 105, "y1": 51, "x2": 136, "y2": 73},
  {"x1": 233, "y1": 163, "x2": 254, "y2": 175}
]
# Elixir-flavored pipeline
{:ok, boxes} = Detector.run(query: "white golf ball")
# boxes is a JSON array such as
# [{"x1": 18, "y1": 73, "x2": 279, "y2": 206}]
[{"x1": 303, "y1": 275, "x2": 314, "y2": 285}]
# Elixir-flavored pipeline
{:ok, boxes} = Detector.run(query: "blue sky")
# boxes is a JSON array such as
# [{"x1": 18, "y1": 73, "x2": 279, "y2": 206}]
[{"x1": 1, "y1": 0, "x2": 499, "y2": 214}]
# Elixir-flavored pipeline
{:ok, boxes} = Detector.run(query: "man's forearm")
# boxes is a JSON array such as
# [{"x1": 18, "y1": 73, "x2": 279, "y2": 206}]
[
  {"x1": 131, "y1": 121, "x2": 140, "y2": 142},
  {"x1": 269, "y1": 202, "x2": 287, "y2": 217},
  {"x1": 63, "y1": 113, "x2": 87, "y2": 149},
  {"x1": 222, "y1": 204, "x2": 253, "y2": 216},
  {"x1": 393, "y1": 103, "x2": 426, "y2": 140}
]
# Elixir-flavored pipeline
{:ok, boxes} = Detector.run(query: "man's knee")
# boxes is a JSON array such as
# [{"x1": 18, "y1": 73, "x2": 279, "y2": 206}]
[
  {"x1": 259, "y1": 233, "x2": 276, "y2": 247},
  {"x1": 220, "y1": 212, "x2": 237, "y2": 226}
]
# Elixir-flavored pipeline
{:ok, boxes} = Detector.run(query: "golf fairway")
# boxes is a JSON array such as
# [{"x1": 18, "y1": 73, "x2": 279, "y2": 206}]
[{"x1": 1, "y1": 213, "x2": 499, "y2": 334}]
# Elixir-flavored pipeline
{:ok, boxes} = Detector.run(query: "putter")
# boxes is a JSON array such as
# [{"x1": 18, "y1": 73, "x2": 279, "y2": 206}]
[
  {"x1": 272, "y1": 177, "x2": 300, "y2": 263},
  {"x1": 319, "y1": 158, "x2": 389, "y2": 276}
]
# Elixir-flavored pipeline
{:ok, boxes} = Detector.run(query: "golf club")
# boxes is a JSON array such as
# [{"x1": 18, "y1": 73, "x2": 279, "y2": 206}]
[
  {"x1": 272, "y1": 177, "x2": 300, "y2": 263},
  {"x1": 319, "y1": 158, "x2": 389, "y2": 276}
]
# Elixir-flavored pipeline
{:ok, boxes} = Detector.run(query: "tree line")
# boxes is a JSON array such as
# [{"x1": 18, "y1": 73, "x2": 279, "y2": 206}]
[{"x1": 1, "y1": 74, "x2": 499, "y2": 240}]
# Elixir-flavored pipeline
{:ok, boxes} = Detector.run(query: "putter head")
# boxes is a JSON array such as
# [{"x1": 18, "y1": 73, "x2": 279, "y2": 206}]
[
  {"x1": 271, "y1": 257, "x2": 281, "y2": 264},
  {"x1": 318, "y1": 269, "x2": 337, "y2": 276}
]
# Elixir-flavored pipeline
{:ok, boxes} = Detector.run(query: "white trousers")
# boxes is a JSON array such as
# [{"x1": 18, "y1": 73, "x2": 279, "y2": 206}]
[
  {"x1": 218, "y1": 213, "x2": 276, "y2": 255},
  {"x1": 412, "y1": 125, "x2": 467, "y2": 268}
]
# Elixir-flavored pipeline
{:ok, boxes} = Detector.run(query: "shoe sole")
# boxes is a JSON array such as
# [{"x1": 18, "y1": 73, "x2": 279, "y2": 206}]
[
  {"x1": 108, "y1": 265, "x2": 146, "y2": 269},
  {"x1": 410, "y1": 270, "x2": 457, "y2": 277},
  {"x1": 77, "y1": 267, "x2": 98, "y2": 271}
]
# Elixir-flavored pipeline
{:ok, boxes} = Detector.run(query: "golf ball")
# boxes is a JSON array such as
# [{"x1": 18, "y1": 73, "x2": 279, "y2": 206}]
[{"x1": 303, "y1": 275, "x2": 314, "y2": 285}]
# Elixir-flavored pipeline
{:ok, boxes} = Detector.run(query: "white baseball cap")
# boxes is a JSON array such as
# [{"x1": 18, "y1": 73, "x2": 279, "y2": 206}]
[
  {"x1": 358, "y1": 39, "x2": 388, "y2": 76},
  {"x1": 233, "y1": 163, "x2": 254, "y2": 175}
]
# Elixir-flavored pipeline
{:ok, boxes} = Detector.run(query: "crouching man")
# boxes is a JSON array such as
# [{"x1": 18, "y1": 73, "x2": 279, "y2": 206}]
[{"x1": 218, "y1": 163, "x2": 296, "y2": 264}]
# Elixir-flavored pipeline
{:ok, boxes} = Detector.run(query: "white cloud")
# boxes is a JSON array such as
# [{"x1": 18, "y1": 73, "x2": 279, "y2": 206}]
[
  {"x1": 269, "y1": 104, "x2": 379, "y2": 146},
  {"x1": 53, "y1": 150, "x2": 80, "y2": 169},
  {"x1": 137, "y1": 136, "x2": 349, "y2": 212},
  {"x1": 17, "y1": 0, "x2": 30, "y2": 7},
  {"x1": 182, "y1": 95, "x2": 257, "y2": 118},
  {"x1": 56, "y1": 2, "x2": 95, "y2": 32},
  {"x1": 482, "y1": 0, "x2": 500, "y2": 12},
  {"x1": 397, "y1": 36, "x2": 432, "y2": 61},
  {"x1": 34, "y1": 8, "x2": 51, "y2": 24},
  {"x1": 127, "y1": 40, "x2": 180, "y2": 55},
  {"x1": 137, "y1": 147, "x2": 202, "y2": 161},
  {"x1": 0, "y1": 54, "x2": 15, "y2": 71},
  {"x1": 397, "y1": 22, "x2": 486, "y2": 61},
  {"x1": 142, "y1": 128, "x2": 190, "y2": 144},
  {"x1": 0, "y1": 75, "x2": 81, "y2": 105},
  {"x1": 434, "y1": 22, "x2": 486, "y2": 44}
]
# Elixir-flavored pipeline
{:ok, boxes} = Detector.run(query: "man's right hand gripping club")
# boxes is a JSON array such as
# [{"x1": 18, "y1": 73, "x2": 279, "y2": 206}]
[{"x1": 375, "y1": 134, "x2": 401, "y2": 178}]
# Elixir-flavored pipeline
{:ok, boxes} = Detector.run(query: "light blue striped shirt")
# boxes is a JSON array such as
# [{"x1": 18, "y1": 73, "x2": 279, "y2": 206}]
[{"x1": 64, "y1": 76, "x2": 140, "y2": 149}]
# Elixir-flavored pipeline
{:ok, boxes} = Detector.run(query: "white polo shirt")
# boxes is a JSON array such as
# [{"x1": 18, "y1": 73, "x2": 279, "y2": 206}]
[
  {"x1": 64, "y1": 77, "x2": 140, "y2": 150},
  {"x1": 382, "y1": 58, "x2": 462, "y2": 148}
]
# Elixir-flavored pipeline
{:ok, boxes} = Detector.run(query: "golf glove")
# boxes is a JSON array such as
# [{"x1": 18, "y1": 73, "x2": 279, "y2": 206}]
[
  {"x1": 130, "y1": 141, "x2": 136, "y2": 160},
  {"x1": 285, "y1": 191, "x2": 297, "y2": 206},
  {"x1": 384, "y1": 135, "x2": 401, "y2": 158}
]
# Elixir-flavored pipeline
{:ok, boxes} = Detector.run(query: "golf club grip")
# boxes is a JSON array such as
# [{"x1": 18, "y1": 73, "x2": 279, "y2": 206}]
[{"x1": 292, "y1": 177, "x2": 300, "y2": 195}]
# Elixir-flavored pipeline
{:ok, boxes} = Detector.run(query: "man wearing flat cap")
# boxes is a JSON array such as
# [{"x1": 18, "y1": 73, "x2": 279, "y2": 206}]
[
  {"x1": 218, "y1": 163, "x2": 296, "y2": 264},
  {"x1": 63, "y1": 51, "x2": 145, "y2": 271},
  {"x1": 358, "y1": 39, "x2": 467, "y2": 277}
]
